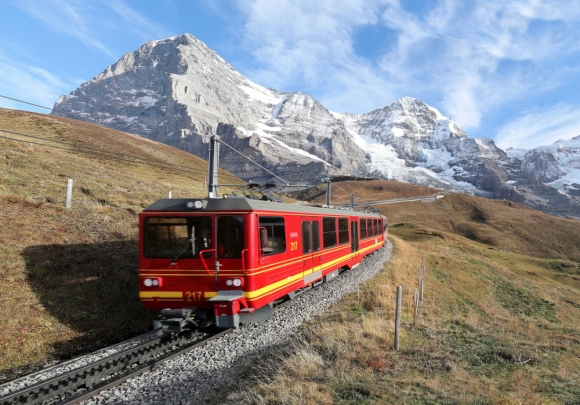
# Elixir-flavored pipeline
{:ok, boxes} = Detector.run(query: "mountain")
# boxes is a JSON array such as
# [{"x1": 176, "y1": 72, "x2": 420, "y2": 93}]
[{"x1": 52, "y1": 34, "x2": 580, "y2": 218}]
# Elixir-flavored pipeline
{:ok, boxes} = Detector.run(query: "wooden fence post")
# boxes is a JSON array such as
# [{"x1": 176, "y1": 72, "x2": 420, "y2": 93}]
[
  {"x1": 395, "y1": 286, "x2": 402, "y2": 351},
  {"x1": 413, "y1": 288, "x2": 419, "y2": 327},
  {"x1": 66, "y1": 178, "x2": 73, "y2": 208}
]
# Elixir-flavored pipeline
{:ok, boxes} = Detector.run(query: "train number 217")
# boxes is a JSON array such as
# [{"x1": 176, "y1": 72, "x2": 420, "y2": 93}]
[
  {"x1": 290, "y1": 242, "x2": 298, "y2": 251},
  {"x1": 185, "y1": 291, "x2": 203, "y2": 301}
]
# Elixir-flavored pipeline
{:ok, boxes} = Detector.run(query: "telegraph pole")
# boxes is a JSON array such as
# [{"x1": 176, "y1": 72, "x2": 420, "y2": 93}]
[{"x1": 208, "y1": 136, "x2": 220, "y2": 198}]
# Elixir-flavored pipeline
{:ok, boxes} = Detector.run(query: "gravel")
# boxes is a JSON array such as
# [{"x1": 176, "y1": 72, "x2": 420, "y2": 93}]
[{"x1": 83, "y1": 241, "x2": 393, "y2": 405}]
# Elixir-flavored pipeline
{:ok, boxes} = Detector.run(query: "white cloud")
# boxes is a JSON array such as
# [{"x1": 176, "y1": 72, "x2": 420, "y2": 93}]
[
  {"x1": 495, "y1": 104, "x2": 580, "y2": 150},
  {"x1": 0, "y1": 49, "x2": 69, "y2": 112},
  {"x1": 235, "y1": 0, "x2": 392, "y2": 103},
  {"x1": 376, "y1": 0, "x2": 580, "y2": 129},
  {"x1": 16, "y1": 0, "x2": 170, "y2": 58},
  {"x1": 103, "y1": 0, "x2": 171, "y2": 41},
  {"x1": 231, "y1": 0, "x2": 580, "y2": 141},
  {"x1": 16, "y1": 0, "x2": 117, "y2": 58}
]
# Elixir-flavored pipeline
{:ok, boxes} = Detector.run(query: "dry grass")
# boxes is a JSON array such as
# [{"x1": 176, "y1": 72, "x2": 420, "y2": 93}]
[
  {"x1": 0, "y1": 108, "x2": 247, "y2": 380},
  {"x1": 217, "y1": 194, "x2": 580, "y2": 404},
  {"x1": 3, "y1": 108, "x2": 580, "y2": 403}
]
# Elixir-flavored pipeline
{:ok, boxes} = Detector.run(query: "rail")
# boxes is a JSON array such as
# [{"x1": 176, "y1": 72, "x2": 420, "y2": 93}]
[
  {"x1": 0, "y1": 328, "x2": 232, "y2": 405},
  {"x1": 336, "y1": 192, "x2": 445, "y2": 208}
]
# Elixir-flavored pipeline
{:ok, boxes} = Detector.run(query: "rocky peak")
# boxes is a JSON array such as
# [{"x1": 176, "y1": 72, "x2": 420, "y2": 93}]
[{"x1": 51, "y1": 33, "x2": 580, "y2": 218}]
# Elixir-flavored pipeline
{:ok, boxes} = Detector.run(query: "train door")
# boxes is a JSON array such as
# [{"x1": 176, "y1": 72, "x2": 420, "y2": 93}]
[
  {"x1": 351, "y1": 220, "x2": 359, "y2": 253},
  {"x1": 216, "y1": 215, "x2": 245, "y2": 289},
  {"x1": 301, "y1": 217, "x2": 313, "y2": 280},
  {"x1": 311, "y1": 219, "x2": 321, "y2": 273}
]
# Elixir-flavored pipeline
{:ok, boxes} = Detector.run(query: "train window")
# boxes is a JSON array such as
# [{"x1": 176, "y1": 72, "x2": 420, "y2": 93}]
[
  {"x1": 312, "y1": 221, "x2": 320, "y2": 252},
  {"x1": 338, "y1": 218, "x2": 349, "y2": 245},
  {"x1": 366, "y1": 219, "x2": 372, "y2": 237},
  {"x1": 302, "y1": 221, "x2": 311, "y2": 254},
  {"x1": 144, "y1": 216, "x2": 212, "y2": 259},
  {"x1": 259, "y1": 216, "x2": 286, "y2": 255},
  {"x1": 373, "y1": 219, "x2": 378, "y2": 237},
  {"x1": 218, "y1": 216, "x2": 244, "y2": 258},
  {"x1": 322, "y1": 217, "x2": 337, "y2": 249},
  {"x1": 360, "y1": 218, "x2": 367, "y2": 239}
]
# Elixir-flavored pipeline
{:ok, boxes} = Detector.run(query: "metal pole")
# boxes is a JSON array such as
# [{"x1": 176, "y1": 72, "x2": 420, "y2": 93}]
[
  {"x1": 66, "y1": 178, "x2": 73, "y2": 208},
  {"x1": 208, "y1": 136, "x2": 220, "y2": 198},
  {"x1": 350, "y1": 193, "x2": 354, "y2": 209},
  {"x1": 326, "y1": 178, "x2": 331, "y2": 206},
  {"x1": 394, "y1": 286, "x2": 402, "y2": 351}
]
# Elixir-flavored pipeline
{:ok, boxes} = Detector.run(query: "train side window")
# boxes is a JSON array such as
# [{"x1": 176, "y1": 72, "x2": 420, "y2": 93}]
[
  {"x1": 218, "y1": 216, "x2": 244, "y2": 258},
  {"x1": 302, "y1": 221, "x2": 311, "y2": 254},
  {"x1": 338, "y1": 217, "x2": 349, "y2": 245},
  {"x1": 322, "y1": 217, "x2": 337, "y2": 249},
  {"x1": 373, "y1": 219, "x2": 379, "y2": 236},
  {"x1": 367, "y1": 219, "x2": 373, "y2": 237},
  {"x1": 259, "y1": 216, "x2": 286, "y2": 255},
  {"x1": 360, "y1": 218, "x2": 367, "y2": 239},
  {"x1": 312, "y1": 221, "x2": 320, "y2": 252}
]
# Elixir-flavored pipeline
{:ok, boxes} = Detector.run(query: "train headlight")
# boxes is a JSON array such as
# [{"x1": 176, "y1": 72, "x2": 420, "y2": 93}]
[
  {"x1": 224, "y1": 278, "x2": 244, "y2": 288},
  {"x1": 143, "y1": 277, "x2": 163, "y2": 288},
  {"x1": 186, "y1": 200, "x2": 204, "y2": 209}
]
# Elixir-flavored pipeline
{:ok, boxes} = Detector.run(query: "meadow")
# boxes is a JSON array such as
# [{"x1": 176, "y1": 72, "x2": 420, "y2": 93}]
[{"x1": 1, "y1": 109, "x2": 579, "y2": 403}]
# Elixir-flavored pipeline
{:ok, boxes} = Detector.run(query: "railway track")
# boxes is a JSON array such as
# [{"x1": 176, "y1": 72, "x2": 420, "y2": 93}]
[{"x1": 0, "y1": 328, "x2": 232, "y2": 405}]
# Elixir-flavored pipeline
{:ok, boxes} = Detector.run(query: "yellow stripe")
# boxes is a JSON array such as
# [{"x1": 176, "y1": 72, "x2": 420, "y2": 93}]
[
  {"x1": 140, "y1": 242, "x2": 384, "y2": 301},
  {"x1": 139, "y1": 291, "x2": 183, "y2": 299},
  {"x1": 244, "y1": 241, "x2": 383, "y2": 300}
]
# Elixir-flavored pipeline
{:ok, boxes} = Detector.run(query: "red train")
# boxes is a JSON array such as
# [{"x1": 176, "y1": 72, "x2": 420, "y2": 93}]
[{"x1": 138, "y1": 196, "x2": 387, "y2": 332}]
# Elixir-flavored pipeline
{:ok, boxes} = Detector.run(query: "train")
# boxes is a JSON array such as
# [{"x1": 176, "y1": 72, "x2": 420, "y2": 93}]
[{"x1": 138, "y1": 196, "x2": 387, "y2": 333}]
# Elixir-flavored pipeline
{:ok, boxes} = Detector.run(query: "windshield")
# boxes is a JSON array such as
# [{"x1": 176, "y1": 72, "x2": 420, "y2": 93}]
[{"x1": 144, "y1": 216, "x2": 212, "y2": 258}]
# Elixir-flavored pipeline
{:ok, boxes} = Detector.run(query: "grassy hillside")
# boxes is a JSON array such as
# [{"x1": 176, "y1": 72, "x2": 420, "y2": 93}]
[
  {"x1": 0, "y1": 108, "x2": 248, "y2": 380},
  {"x1": 2, "y1": 109, "x2": 580, "y2": 403},
  {"x1": 222, "y1": 183, "x2": 580, "y2": 404}
]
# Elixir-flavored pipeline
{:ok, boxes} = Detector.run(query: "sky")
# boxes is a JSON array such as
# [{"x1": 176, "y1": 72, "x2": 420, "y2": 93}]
[{"x1": 1, "y1": 0, "x2": 580, "y2": 150}]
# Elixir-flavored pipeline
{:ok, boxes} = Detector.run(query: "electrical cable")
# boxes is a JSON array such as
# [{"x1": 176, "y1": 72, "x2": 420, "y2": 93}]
[
  {"x1": 218, "y1": 138, "x2": 290, "y2": 186},
  {"x1": 1, "y1": 94, "x2": 330, "y2": 191},
  {"x1": 0, "y1": 131, "x2": 243, "y2": 183}
]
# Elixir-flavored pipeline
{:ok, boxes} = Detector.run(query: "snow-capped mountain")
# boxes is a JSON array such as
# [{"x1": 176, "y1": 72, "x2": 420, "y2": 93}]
[
  {"x1": 52, "y1": 34, "x2": 580, "y2": 218},
  {"x1": 507, "y1": 136, "x2": 580, "y2": 197}
]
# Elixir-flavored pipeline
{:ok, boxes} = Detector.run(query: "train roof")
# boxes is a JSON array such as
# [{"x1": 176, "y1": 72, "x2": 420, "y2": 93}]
[{"x1": 143, "y1": 197, "x2": 385, "y2": 219}]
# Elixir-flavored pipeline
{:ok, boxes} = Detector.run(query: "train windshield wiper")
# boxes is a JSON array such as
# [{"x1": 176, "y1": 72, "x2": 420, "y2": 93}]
[{"x1": 169, "y1": 226, "x2": 195, "y2": 266}]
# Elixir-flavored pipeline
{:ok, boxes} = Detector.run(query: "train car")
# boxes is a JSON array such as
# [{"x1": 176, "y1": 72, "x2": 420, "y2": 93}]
[{"x1": 138, "y1": 196, "x2": 387, "y2": 333}]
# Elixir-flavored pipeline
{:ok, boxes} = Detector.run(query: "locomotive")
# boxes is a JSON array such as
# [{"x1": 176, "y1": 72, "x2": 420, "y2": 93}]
[
  {"x1": 138, "y1": 137, "x2": 387, "y2": 333},
  {"x1": 138, "y1": 197, "x2": 387, "y2": 332}
]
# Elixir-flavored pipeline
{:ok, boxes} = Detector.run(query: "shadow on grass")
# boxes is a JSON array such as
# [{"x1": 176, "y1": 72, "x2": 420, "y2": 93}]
[{"x1": 21, "y1": 240, "x2": 154, "y2": 360}]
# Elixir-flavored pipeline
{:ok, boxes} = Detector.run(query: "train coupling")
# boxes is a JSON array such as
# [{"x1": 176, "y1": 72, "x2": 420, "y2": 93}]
[{"x1": 154, "y1": 308, "x2": 203, "y2": 336}]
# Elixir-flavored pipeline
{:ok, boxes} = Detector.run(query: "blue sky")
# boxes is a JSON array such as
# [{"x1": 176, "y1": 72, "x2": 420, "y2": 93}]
[{"x1": 1, "y1": 0, "x2": 580, "y2": 150}]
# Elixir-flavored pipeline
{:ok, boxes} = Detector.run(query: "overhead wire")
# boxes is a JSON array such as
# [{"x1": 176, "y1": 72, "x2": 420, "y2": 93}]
[
  {"x1": 1, "y1": 94, "x2": 312, "y2": 190},
  {"x1": 331, "y1": 181, "x2": 368, "y2": 204},
  {"x1": 0, "y1": 94, "x2": 243, "y2": 183},
  {"x1": 0, "y1": 130, "x2": 242, "y2": 183},
  {"x1": 217, "y1": 138, "x2": 291, "y2": 186}
]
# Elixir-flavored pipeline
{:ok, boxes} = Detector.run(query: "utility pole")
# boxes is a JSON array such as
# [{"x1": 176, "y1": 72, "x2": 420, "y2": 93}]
[
  {"x1": 208, "y1": 136, "x2": 220, "y2": 198},
  {"x1": 326, "y1": 178, "x2": 331, "y2": 206}
]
